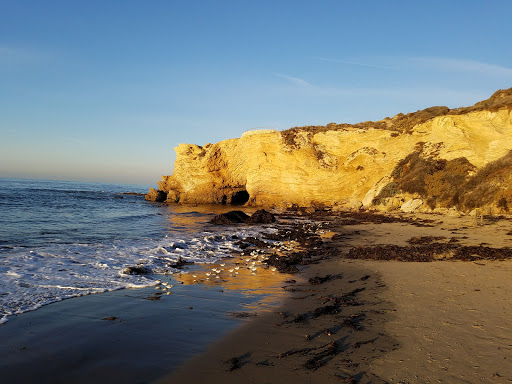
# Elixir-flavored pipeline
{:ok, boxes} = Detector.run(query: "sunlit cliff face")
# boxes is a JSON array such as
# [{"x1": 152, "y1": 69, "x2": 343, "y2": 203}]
[{"x1": 148, "y1": 89, "x2": 512, "y2": 213}]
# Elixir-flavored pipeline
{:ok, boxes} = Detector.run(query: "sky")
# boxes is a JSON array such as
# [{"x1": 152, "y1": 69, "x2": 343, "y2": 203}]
[{"x1": 1, "y1": 0, "x2": 512, "y2": 186}]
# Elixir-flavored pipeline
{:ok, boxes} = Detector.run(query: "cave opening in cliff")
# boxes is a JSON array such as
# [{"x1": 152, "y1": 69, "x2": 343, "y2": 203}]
[{"x1": 231, "y1": 190, "x2": 249, "y2": 205}]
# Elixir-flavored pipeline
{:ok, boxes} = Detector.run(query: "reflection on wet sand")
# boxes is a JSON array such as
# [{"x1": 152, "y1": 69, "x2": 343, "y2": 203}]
[
  {"x1": 173, "y1": 242, "x2": 300, "y2": 311},
  {"x1": 158, "y1": 204, "x2": 260, "y2": 230},
  {"x1": 151, "y1": 204, "x2": 305, "y2": 311}
]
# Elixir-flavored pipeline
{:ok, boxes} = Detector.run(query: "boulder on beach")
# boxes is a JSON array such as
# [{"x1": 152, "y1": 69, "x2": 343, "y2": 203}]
[
  {"x1": 209, "y1": 209, "x2": 276, "y2": 225},
  {"x1": 400, "y1": 198, "x2": 423, "y2": 213},
  {"x1": 245, "y1": 209, "x2": 276, "y2": 224},
  {"x1": 209, "y1": 211, "x2": 250, "y2": 225}
]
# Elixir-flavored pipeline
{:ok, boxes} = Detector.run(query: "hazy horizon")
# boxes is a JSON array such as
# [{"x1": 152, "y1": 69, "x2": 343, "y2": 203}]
[
  {"x1": 2, "y1": 1, "x2": 512, "y2": 185},
  {"x1": 0, "y1": 174, "x2": 154, "y2": 188}
]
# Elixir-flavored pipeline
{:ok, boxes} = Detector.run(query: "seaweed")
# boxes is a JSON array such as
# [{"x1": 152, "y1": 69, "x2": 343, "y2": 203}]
[
  {"x1": 346, "y1": 243, "x2": 512, "y2": 262},
  {"x1": 309, "y1": 274, "x2": 343, "y2": 285}
]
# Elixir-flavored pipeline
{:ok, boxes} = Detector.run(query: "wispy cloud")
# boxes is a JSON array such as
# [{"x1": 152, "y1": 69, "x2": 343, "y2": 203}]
[
  {"x1": 0, "y1": 46, "x2": 27, "y2": 61},
  {"x1": 408, "y1": 57, "x2": 512, "y2": 77},
  {"x1": 65, "y1": 136, "x2": 94, "y2": 147},
  {"x1": 0, "y1": 45, "x2": 51, "y2": 64},
  {"x1": 0, "y1": 46, "x2": 17, "y2": 58},
  {"x1": 317, "y1": 57, "x2": 395, "y2": 70},
  {"x1": 273, "y1": 72, "x2": 312, "y2": 87},
  {"x1": 316, "y1": 55, "x2": 512, "y2": 78}
]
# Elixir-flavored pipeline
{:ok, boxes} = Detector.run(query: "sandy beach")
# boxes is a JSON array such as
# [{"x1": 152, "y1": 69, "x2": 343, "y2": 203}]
[
  {"x1": 5, "y1": 3, "x2": 512, "y2": 384},
  {"x1": 2, "y1": 210, "x2": 512, "y2": 383},
  {"x1": 0, "y1": 263, "x2": 292, "y2": 384},
  {"x1": 161, "y1": 211, "x2": 512, "y2": 383}
]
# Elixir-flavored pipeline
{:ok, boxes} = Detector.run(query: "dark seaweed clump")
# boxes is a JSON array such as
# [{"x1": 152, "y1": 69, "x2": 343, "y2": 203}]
[
  {"x1": 264, "y1": 253, "x2": 303, "y2": 274},
  {"x1": 308, "y1": 274, "x2": 343, "y2": 285},
  {"x1": 326, "y1": 211, "x2": 435, "y2": 227},
  {"x1": 346, "y1": 244, "x2": 512, "y2": 262},
  {"x1": 407, "y1": 236, "x2": 446, "y2": 245}
]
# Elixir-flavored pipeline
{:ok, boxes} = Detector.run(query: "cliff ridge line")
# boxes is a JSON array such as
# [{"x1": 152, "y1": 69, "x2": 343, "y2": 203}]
[{"x1": 146, "y1": 87, "x2": 512, "y2": 213}]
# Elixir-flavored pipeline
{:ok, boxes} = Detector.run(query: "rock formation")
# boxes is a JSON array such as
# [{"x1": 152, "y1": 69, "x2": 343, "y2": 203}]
[{"x1": 146, "y1": 88, "x2": 512, "y2": 213}]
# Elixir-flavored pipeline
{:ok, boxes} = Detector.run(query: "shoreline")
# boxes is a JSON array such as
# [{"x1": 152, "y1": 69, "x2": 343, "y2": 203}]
[
  {"x1": 158, "y1": 210, "x2": 512, "y2": 383},
  {"x1": 2, "y1": 209, "x2": 512, "y2": 383},
  {"x1": 159, "y1": 257, "x2": 390, "y2": 383},
  {"x1": 0, "y1": 259, "x2": 293, "y2": 384}
]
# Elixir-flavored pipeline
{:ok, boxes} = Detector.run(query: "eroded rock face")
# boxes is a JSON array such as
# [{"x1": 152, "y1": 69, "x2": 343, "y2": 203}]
[
  {"x1": 145, "y1": 188, "x2": 167, "y2": 202},
  {"x1": 150, "y1": 128, "x2": 419, "y2": 207},
  {"x1": 147, "y1": 90, "x2": 512, "y2": 212},
  {"x1": 401, "y1": 199, "x2": 424, "y2": 213}
]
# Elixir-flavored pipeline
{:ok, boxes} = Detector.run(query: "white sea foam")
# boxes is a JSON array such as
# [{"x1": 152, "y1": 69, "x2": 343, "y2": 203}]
[{"x1": 0, "y1": 226, "x2": 275, "y2": 324}]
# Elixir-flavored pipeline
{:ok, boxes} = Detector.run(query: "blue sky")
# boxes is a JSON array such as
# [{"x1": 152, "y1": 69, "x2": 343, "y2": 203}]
[{"x1": 1, "y1": 1, "x2": 512, "y2": 185}]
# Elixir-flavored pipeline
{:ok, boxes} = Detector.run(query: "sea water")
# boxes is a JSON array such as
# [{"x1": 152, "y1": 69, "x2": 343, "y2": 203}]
[{"x1": 0, "y1": 178, "x2": 269, "y2": 324}]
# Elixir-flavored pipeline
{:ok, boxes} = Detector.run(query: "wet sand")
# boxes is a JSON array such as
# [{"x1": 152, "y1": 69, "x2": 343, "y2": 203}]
[
  {"x1": 2, "y1": 211, "x2": 512, "y2": 383},
  {"x1": 0, "y1": 267, "x2": 292, "y2": 384},
  {"x1": 160, "y1": 259, "x2": 391, "y2": 383},
  {"x1": 161, "y1": 211, "x2": 512, "y2": 383}
]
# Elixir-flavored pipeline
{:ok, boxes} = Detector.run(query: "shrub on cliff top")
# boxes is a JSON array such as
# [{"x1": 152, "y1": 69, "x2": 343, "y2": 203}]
[
  {"x1": 451, "y1": 88, "x2": 512, "y2": 114},
  {"x1": 280, "y1": 105, "x2": 451, "y2": 138},
  {"x1": 389, "y1": 106, "x2": 450, "y2": 133},
  {"x1": 279, "y1": 88, "x2": 512, "y2": 138}
]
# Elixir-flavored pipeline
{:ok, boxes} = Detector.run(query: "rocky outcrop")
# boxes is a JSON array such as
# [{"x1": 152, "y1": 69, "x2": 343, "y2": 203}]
[
  {"x1": 209, "y1": 209, "x2": 276, "y2": 225},
  {"x1": 400, "y1": 199, "x2": 424, "y2": 213},
  {"x1": 147, "y1": 88, "x2": 512, "y2": 213},
  {"x1": 209, "y1": 211, "x2": 250, "y2": 225}
]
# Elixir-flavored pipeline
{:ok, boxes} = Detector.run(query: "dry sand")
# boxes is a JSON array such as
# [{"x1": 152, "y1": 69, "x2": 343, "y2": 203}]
[
  {"x1": 159, "y1": 212, "x2": 512, "y2": 383},
  {"x1": 370, "y1": 259, "x2": 512, "y2": 383}
]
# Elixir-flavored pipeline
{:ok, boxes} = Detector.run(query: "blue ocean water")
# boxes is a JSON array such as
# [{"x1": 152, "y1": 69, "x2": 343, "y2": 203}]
[
  {"x1": 0, "y1": 178, "x2": 266, "y2": 324},
  {"x1": 0, "y1": 178, "x2": 163, "y2": 246}
]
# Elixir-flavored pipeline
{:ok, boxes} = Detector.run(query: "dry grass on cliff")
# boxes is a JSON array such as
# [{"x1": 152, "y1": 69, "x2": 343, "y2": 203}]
[
  {"x1": 280, "y1": 105, "x2": 452, "y2": 141},
  {"x1": 375, "y1": 149, "x2": 474, "y2": 209},
  {"x1": 451, "y1": 87, "x2": 512, "y2": 114},
  {"x1": 280, "y1": 88, "x2": 512, "y2": 142},
  {"x1": 384, "y1": 149, "x2": 512, "y2": 212},
  {"x1": 278, "y1": 88, "x2": 512, "y2": 212}
]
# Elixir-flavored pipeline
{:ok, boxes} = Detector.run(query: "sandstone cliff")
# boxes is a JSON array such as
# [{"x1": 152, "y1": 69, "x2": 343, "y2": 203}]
[{"x1": 146, "y1": 88, "x2": 512, "y2": 213}]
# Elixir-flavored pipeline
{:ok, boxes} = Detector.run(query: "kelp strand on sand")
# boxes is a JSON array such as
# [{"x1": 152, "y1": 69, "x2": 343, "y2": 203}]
[{"x1": 346, "y1": 243, "x2": 512, "y2": 262}]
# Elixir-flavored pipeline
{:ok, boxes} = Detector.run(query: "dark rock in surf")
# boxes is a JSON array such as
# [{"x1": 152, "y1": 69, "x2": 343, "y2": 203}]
[
  {"x1": 169, "y1": 256, "x2": 193, "y2": 269},
  {"x1": 122, "y1": 265, "x2": 150, "y2": 275},
  {"x1": 209, "y1": 211, "x2": 250, "y2": 225},
  {"x1": 209, "y1": 209, "x2": 275, "y2": 225},
  {"x1": 245, "y1": 209, "x2": 276, "y2": 224}
]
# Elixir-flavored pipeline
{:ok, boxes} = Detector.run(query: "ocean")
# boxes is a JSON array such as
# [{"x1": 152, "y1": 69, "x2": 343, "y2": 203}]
[{"x1": 0, "y1": 178, "x2": 276, "y2": 325}]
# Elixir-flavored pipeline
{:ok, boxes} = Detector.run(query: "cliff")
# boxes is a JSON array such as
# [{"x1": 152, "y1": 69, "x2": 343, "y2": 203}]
[{"x1": 146, "y1": 88, "x2": 512, "y2": 213}]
